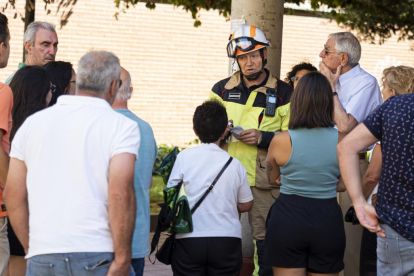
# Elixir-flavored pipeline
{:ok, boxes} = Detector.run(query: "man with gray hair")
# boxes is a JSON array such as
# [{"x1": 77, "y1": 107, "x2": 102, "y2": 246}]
[
  {"x1": 112, "y1": 67, "x2": 157, "y2": 276},
  {"x1": 5, "y1": 21, "x2": 58, "y2": 84},
  {"x1": 4, "y1": 51, "x2": 139, "y2": 276},
  {"x1": 319, "y1": 32, "x2": 382, "y2": 276}
]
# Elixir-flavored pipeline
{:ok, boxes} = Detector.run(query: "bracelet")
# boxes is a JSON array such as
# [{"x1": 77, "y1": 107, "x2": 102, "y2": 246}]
[{"x1": 333, "y1": 92, "x2": 338, "y2": 96}]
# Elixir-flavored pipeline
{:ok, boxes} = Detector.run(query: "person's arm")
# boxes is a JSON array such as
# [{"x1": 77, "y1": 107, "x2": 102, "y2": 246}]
[
  {"x1": 0, "y1": 130, "x2": 9, "y2": 186},
  {"x1": 333, "y1": 96, "x2": 359, "y2": 133},
  {"x1": 265, "y1": 134, "x2": 281, "y2": 186},
  {"x1": 336, "y1": 132, "x2": 347, "y2": 192},
  {"x1": 319, "y1": 62, "x2": 359, "y2": 133},
  {"x1": 362, "y1": 144, "x2": 382, "y2": 199},
  {"x1": 238, "y1": 201, "x2": 253, "y2": 213},
  {"x1": 107, "y1": 153, "x2": 137, "y2": 276},
  {"x1": 4, "y1": 158, "x2": 29, "y2": 253},
  {"x1": 337, "y1": 123, "x2": 385, "y2": 236}
]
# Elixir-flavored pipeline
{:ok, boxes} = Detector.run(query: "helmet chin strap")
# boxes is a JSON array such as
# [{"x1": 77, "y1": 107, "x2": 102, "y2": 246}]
[{"x1": 238, "y1": 48, "x2": 267, "y2": 81}]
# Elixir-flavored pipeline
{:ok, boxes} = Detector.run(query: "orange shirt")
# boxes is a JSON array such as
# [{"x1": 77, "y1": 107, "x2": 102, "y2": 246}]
[{"x1": 0, "y1": 83, "x2": 13, "y2": 217}]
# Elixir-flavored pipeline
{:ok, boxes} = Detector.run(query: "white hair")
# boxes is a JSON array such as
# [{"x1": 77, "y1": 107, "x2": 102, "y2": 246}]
[
  {"x1": 116, "y1": 70, "x2": 132, "y2": 100},
  {"x1": 77, "y1": 51, "x2": 121, "y2": 95},
  {"x1": 328, "y1": 32, "x2": 361, "y2": 67},
  {"x1": 24, "y1": 21, "x2": 56, "y2": 54}
]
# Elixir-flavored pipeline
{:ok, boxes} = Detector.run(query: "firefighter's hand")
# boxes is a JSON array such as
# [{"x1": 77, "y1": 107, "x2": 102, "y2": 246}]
[{"x1": 238, "y1": 129, "x2": 262, "y2": 145}]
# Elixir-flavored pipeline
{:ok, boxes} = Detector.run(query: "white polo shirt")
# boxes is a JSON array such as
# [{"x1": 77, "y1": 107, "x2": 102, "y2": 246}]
[
  {"x1": 167, "y1": 143, "x2": 253, "y2": 239},
  {"x1": 10, "y1": 95, "x2": 140, "y2": 258}
]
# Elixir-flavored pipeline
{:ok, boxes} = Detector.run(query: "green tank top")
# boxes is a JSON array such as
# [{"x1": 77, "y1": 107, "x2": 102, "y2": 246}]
[{"x1": 280, "y1": 128, "x2": 339, "y2": 199}]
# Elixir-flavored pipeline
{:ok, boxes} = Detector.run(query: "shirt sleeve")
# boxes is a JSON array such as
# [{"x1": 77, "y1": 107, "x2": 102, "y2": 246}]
[
  {"x1": 166, "y1": 154, "x2": 183, "y2": 188},
  {"x1": 10, "y1": 119, "x2": 28, "y2": 161},
  {"x1": 112, "y1": 119, "x2": 141, "y2": 160},
  {"x1": 362, "y1": 101, "x2": 385, "y2": 141},
  {"x1": 0, "y1": 84, "x2": 13, "y2": 134},
  {"x1": 237, "y1": 164, "x2": 254, "y2": 203},
  {"x1": 344, "y1": 80, "x2": 381, "y2": 123}
]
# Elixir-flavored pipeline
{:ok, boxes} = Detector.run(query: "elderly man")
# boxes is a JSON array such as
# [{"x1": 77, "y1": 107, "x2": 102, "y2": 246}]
[
  {"x1": 4, "y1": 51, "x2": 139, "y2": 276},
  {"x1": 210, "y1": 24, "x2": 293, "y2": 276},
  {"x1": 0, "y1": 12, "x2": 11, "y2": 276},
  {"x1": 338, "y1": 93, "x2": 414, "y2": 276},
  {"x1": 112, "y1": 67, "x2": 157, "y2": 276},
  {"x1": 319, "y1": 32, "x2": 382, "y2": 276},
  {"x1": 5, "y1": 21, "x2": 58, "y2": 84}
]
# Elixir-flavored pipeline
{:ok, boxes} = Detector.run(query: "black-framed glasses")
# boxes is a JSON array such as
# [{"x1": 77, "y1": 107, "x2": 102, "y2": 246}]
[
  {"x1": 50, "y1": 84, "x2": 57, "y2": 93},
  {"x1": 323, "y1": 44, "x2": 336, "y2": 55}
]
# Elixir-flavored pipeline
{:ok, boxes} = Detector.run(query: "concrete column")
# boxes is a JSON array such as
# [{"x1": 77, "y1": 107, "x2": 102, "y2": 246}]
[
  {"x1": 230, "y1": 0, "x2": 285, "y2": 78},
  {"x1": 228, "y1": 0, "x2": 285, "y2": 259}
]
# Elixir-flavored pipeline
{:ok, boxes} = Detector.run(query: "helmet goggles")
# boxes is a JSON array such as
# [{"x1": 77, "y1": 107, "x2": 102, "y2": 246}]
[{"x1": 227, "y1": 37, "x2": 269, "y2": 58}]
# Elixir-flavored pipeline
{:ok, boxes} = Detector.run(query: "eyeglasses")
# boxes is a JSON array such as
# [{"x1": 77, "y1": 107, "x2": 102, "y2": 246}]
[
  {"x1": 291, "y1": 76, "x2": 300, "y2": 82},
  {"x1": 323, "y1": 44, "x2": 337, "y2": 55},
  {"x1": 50, "y1": 84, "x2": 56, "y2": 93}
]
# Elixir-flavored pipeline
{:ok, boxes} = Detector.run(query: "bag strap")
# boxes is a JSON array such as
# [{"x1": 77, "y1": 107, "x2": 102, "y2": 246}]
[{"x1": 190, "y1": 157, "x2": 233, "y2": 215}]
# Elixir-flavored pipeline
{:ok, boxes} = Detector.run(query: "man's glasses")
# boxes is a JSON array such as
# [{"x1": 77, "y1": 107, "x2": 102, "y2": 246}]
[{"x1": 324, "y1": 44, "x2": 336, "y2": 55}]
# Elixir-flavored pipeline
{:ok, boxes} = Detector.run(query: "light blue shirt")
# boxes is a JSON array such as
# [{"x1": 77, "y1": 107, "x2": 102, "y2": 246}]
[
  {"x1": 115, "y1": 109, "x2": 157, "y2": 259},
  {"x1": 280, "y1": 128, "x2": 340, "y2": 199},
  {"x1": 335, "y1": 64, "x2": 382, "y2": 123}
]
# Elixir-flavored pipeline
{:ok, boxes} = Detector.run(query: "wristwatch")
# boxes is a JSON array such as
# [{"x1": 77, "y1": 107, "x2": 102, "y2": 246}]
[{"x1": 333, "y1": 91, "x2": 338, "y2": 96}]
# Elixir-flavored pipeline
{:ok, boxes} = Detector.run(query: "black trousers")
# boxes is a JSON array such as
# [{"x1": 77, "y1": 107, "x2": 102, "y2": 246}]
[
  {"x1": 360, "y1": 227, "x2": 377, "y2": 276},
  {"x1": 171, "y1": 237, "x2": 243, "y2": 276}
]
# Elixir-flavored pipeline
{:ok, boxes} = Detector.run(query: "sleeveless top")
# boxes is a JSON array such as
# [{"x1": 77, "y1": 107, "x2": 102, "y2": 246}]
[{"x1": 280, "y1": 128, "x2": 340, "y2": 199}]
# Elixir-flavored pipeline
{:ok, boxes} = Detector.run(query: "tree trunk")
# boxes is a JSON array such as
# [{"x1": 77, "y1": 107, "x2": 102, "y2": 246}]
[
  {"x1": 23, "y1": 0, "x2": 35, "y2": 61},
  {"x1": 230, "y1": 0, "x2": 285, "y2": 78}
]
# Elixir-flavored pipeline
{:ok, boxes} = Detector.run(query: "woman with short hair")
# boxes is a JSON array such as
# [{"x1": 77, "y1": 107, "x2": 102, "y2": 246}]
[{"x1": 264, "y1": 72, "x2": 346, "y2": 276}]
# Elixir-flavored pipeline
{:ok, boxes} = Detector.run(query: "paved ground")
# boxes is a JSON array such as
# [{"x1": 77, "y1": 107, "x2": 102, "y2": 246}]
[{"x1": 144, "y1": 233, "x2": 173, "y2": 276}]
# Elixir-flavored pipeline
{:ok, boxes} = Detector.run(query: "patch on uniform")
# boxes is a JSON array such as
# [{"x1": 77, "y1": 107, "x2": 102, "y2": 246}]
[
  {"x1": 228, "y1": 92, "x2": 241, "y2": 100},
  {"x1": 1, "y1": 204, "x2": 6, "y2": 212}
]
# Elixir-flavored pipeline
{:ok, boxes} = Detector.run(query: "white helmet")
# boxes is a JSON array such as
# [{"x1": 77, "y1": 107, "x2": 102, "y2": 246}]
[{"x1": 227, "y1": 25, "x2": 271, "y2": 58}]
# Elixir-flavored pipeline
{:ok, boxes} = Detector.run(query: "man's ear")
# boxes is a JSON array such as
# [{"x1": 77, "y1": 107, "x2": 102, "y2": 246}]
[
  {"x1": 25, "y1": 41, "x2": 32, "y2": 54},
  {"x1": 0, "y1": 42, "x2": 4, "y2": 58},
  {"x1": 263, "y1": 48, "x2": 268, "y2": 59},
  {"x1": 340, "y1": 53, "x2": 348, "y2": 67},
  {"x1": 110, "y1": 79, "x2": 118, "y2": 98},
  {"x1": 391, "y1": 89, "x2": 396, "y2": 97}
]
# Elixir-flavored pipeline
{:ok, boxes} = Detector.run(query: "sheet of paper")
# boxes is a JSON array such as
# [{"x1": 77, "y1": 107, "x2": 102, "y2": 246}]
[{"x1": 231, "y1": 126, "x2": 244, "y2": 136}]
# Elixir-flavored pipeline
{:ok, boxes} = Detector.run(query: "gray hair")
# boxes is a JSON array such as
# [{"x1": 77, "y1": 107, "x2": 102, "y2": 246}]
[
  {"x1": 77, "y1": 51, "x2": 121, "y2": 95},
  {"x1": 116, "y1": 71, "x2": 132, "y2": 100},
  {"x1": 328, "y1": 32, "x2": 361, "y2": 67},
  {"x1": 24, "y1": 21, "x2": 56, "y2": 54}
]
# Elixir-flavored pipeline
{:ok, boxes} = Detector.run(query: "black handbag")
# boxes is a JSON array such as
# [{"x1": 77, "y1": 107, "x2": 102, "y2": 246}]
[{"x1": 151, "y1": 157, "x2": 233, "y2": 265}]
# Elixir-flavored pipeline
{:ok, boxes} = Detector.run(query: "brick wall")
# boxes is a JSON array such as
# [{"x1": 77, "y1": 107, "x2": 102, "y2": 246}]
[{"x1": 1, "y1": 2, "x2": 413, "y2": 146}]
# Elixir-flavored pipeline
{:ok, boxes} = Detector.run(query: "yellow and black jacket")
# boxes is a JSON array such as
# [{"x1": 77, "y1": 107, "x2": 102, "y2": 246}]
[{"x1": 210, "y1": 69, "x2": 293, "y2": 188}]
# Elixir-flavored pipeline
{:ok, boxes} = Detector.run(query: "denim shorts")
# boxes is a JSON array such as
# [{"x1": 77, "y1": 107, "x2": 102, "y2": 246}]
[
  {"x1": 27, "y1": 252, "x2": 136, "y2": 276},
  {"x1": 377, "y1": 224, "x2": 414, "y2": 276}
]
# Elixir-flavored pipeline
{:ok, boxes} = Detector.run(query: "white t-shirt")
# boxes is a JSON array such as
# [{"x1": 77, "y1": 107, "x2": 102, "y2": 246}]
[
  {"x1": 167, "y1": 143, "x2": 253, "y2": 239},
  {"x1": 10, "y1": 95, "x2": 140, "y2": 258}
]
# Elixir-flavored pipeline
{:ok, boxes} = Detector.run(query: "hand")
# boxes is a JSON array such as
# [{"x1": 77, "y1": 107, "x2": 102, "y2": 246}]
[
  {"x1": 319, "y1": 62, "x2": 341, "y2": 91},
  {"x1": 223, "y1": 119, "x2": 233, "y2": 138},
  {"x1": 106, "y1": 259, "x2": 131, "y2": 276},
  {"x1": 354, "y1": 203, "x2": 386, "y2": 237},
  {"x1": 238, "y1": 129, "x2": 262, "y2": 145},
  {"x1": 275, "y1": 176, "x2": 282, "y2": 186}
]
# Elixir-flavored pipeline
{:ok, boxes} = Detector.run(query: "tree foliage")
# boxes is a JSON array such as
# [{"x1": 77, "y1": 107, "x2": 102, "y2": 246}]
[
  {"x1": 2, "y1": 0, "x2": 413, "y2": 44},
  {"x1": 132, "y1": 0, "x2": 414, "y2": 44}
]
